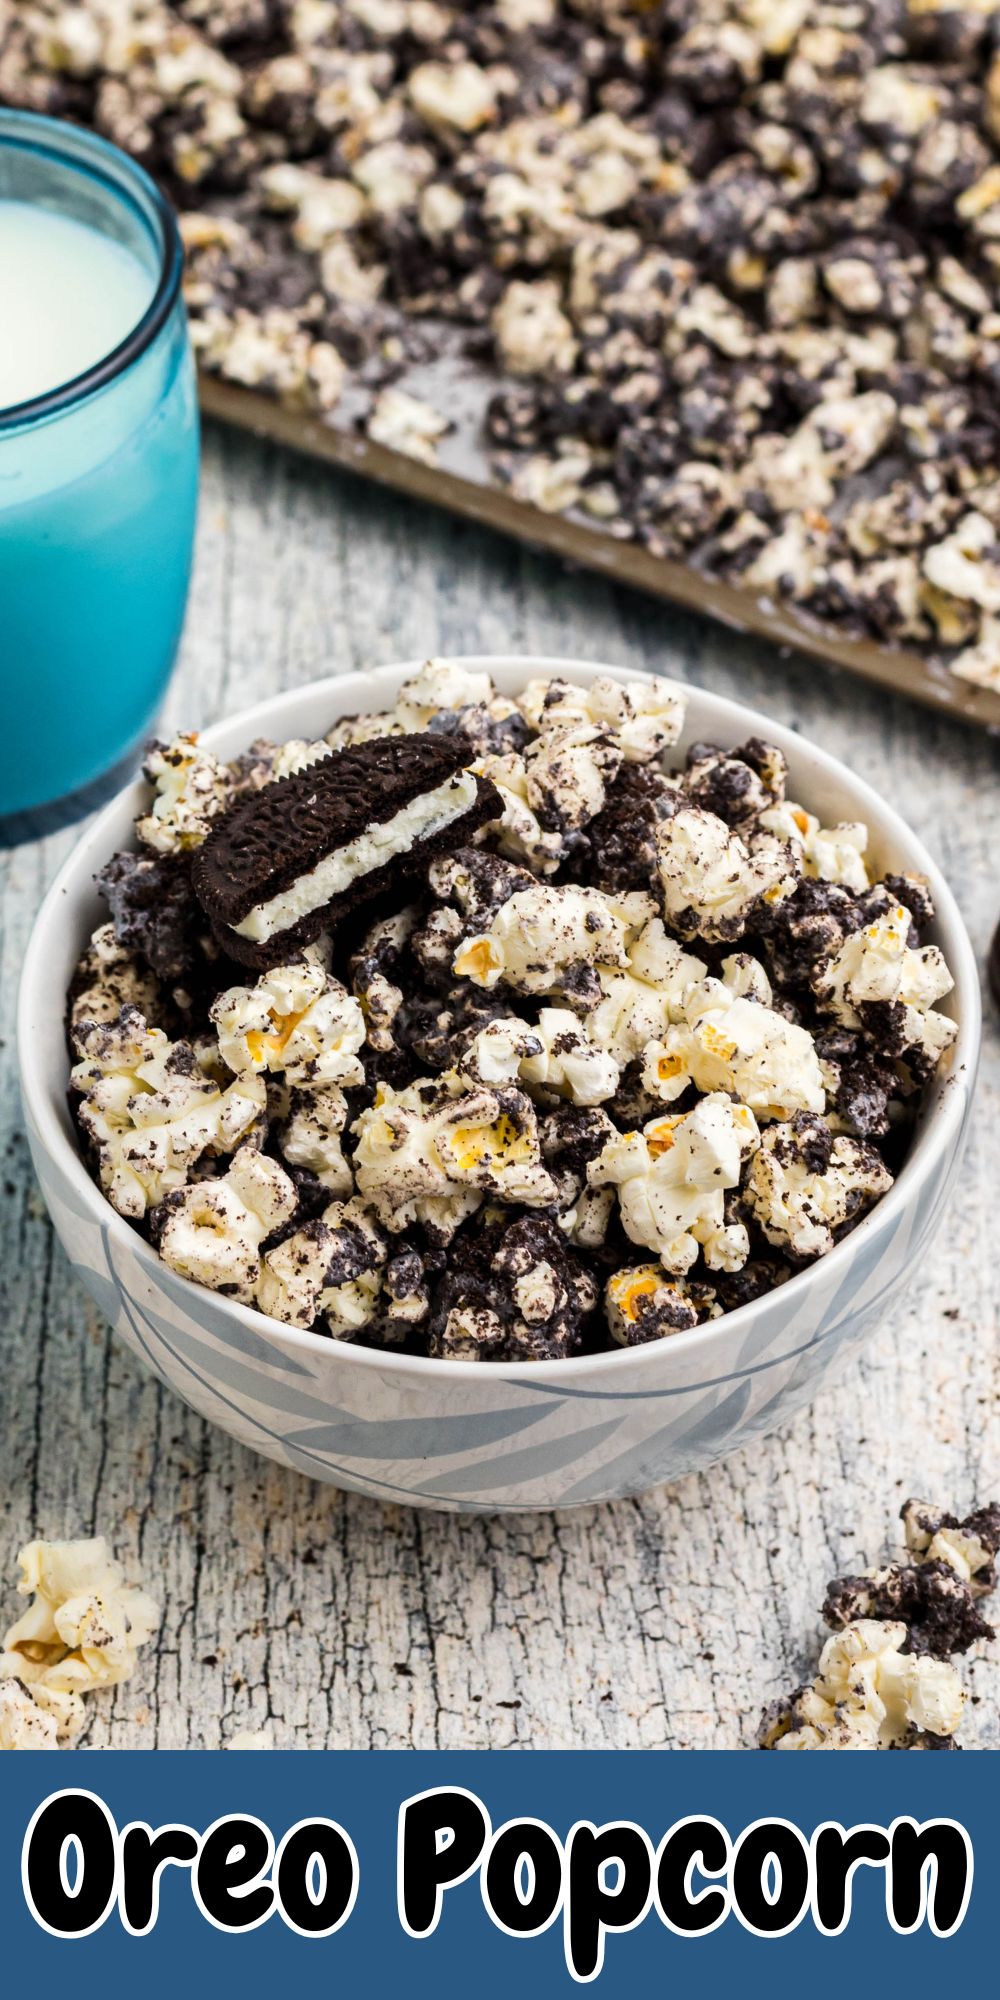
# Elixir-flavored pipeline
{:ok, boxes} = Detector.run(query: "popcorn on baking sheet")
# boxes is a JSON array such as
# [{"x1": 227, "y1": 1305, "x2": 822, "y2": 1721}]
[
  {"x1": 589, "y1": 1093, "x2": 760, "y2": 1276},
  {"x1": 0, "y1": 1538, "x2": 159, "y2": 1745}
]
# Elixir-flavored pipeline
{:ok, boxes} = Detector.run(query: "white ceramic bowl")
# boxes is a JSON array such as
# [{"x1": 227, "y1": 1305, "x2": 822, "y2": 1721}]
[{"x1": 18, "y1": 659, "x2": 980, "y2": 1513}]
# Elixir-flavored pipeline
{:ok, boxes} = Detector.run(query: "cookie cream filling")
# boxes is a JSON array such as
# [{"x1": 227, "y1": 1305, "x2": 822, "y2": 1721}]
[{"x1": 233, "y1": 771, "x2": 480, "y2": 943}]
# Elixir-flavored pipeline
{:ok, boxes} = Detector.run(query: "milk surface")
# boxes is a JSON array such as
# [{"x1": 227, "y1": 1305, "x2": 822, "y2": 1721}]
[{"x1": 0, "y1": 199, "x2": 154, "y2": 408}]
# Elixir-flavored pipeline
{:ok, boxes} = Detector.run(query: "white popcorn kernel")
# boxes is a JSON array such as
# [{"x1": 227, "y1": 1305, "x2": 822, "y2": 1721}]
[
  {"x1": 745, "y1": 1116, "x2": 892, "y2": 1260},
  {"x1": 813, "y1": 905, "x2": 958, "y2": 1075},
  {"x1": 922, "y1": 512, "x2": 1000, "y2": 612},
  {"x1": 656, "y1": 808, "x2": 799, "y2": 942},
  {"x1": 157, "y1": 1143, "x2": 298, "y2": 1299},
  {"x1": 589, "y1": 1094, "x2": 760, "y2": 1276},
  {"x1": 524, "y1": 721, "x2": 622, "y2": 830},
  {"x1": 0, "y1": 1538, "x2": 159, "y2": 1742},
  {"x1": 642, "y1": 966, "x2": 826, "y2": 1121},
  {"x1": 760, "y1": 802, "x2": 871, "y2": 894},
  {"x1": 268, "y1": 738, "x2": 332, "y2": 781},
  {"x1": 394, "y1": 659, "x2": 495, "y2": 729},
  {"x1": 0, "y1": 1679, "x2": 60, "y2": 1750},
  {"x1": 605, "y1": 1263, "x2": 707, "y2": 1344},
  {"x1": 454, "y1": 883, "x2": 655, "y2": 999},
  {"x1": 279, "y1": 1084, "x2": 353, "y2": 1195},
  {"x1": 515, "y1": 673, "x2": 685, "y2": 762},
  {"x1": 586, "y1": 920, "x2": 707, "y2": 1066},
  {"x1": 212, "y1": 962, "x2": 366, "y2": 1088},
  {"x1": 459, "y1": 1010, "x2": 620, "y2": 1106},
  {"x1": 367, "y1": 387, "x2": 451, "y2": 465},
  {"x1": 409, "y1": 59, "x2": 497, "y2": 133},
  {"x1": 70, "y1": 923, "x2": 160, "y2": 1029},
  {"x1": 71, "y1": 1011, "x2": 265, "y2": 1219},
  {"x1": 902, "y1": 1500, "x2": 998, "y2": 1594},
  {"x1": 353, "y1": 1078, "x2": 557, "y2": 1236},
  {"x1": 474, "y1": 750, "x2": 569, "y2": 875},
  {"x1": 258, "y1": 163, "x2": 366, "y2": 247},
  {"x1": 352, "y1": 139, "x2": 435, "y2": 216},
  {"x1": 136, "y1": 733, "x2": 232, "y2": 854},
  {"x1": 493, "y1": 278, "x2": 578, "y2": 378}
]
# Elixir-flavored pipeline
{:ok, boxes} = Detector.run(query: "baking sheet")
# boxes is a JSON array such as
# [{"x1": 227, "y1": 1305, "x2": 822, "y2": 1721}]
[{"x1": 200, "y1": 374, "x2": 1000, "y2": 734}]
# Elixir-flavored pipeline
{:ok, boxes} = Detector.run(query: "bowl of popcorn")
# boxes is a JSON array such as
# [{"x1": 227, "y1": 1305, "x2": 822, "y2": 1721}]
[{"x1": 18, "y1": 658, "x2": 978, "y2": 1512}]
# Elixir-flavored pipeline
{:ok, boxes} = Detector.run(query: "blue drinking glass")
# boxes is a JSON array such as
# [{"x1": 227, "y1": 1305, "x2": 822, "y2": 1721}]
[{"x1": 0, "y1": 110, "x2": 199, "y2": 834}]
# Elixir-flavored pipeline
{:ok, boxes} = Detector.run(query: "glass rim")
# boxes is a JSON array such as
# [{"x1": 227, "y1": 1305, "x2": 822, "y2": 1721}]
[{"x1": 0, "y1": 108, "x2": 184, "y2": 433}]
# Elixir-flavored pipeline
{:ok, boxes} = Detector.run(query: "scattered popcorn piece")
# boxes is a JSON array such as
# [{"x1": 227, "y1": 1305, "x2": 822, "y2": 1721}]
[
  {"x1": 71, "y1": 1009, "x2": 265, "y2": 1219},
  {"x1": 0, "y1": 1538, "x2": 158, "y2": 1744},
  {"x1": 761, "y1": 1621, "x2": 966, "y2": 1750},
  {"x1": 0, "y1": 1679, "x2": 60, "y2": 1751},
  {"x1": 657, "y1": 808, "x2": 799, "y2": 943},
  {"x1": 589, "y1": 1093, "x2": 760, "y2": 1275},
  {"x1": 744, "y1": 1112, "x2": 892, "y2": 1260},
  {"x1": 155, "y1": 1143, "x2": 298, "y2": 1298},
  {"x1": 136, "y1": 734, "x2": 232, "y2": 854},
  {"x1": 211, "y1": 962, "x2": 366, "y2": 1087},
  {"x1": 902, "y1": 1498, "x2": 1000, "y2": 1597}
]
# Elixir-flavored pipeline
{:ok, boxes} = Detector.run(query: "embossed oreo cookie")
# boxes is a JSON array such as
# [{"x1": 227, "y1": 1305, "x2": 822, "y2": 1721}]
[{"x1": 192, "y1": 733, "x2": 500, "y2": 969}]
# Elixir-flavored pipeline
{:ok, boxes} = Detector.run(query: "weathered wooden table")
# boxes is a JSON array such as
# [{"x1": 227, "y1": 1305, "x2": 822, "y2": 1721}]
[{"x1": 2, "y1": 424, "x2": 998, "y2": 1750}]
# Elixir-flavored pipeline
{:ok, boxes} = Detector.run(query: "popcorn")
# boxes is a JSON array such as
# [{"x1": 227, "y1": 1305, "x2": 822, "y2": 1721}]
[
  {"x1": 515, "y1": 675, "x2": 686, "y2": 763},
  {"x1": 353, "y1": 1076, "x2": 557, "y2": 1236},
  {"x1": 474, "y1": 750, "x2": 571, "y2": 875},
  {"x1": 902, "y1": 1499, "x2": 1000, "y2": 1597},
  {"x1": 367, "y1": 387, "x2": 451, "y2": 465},
  {"x1": 135, "y1": 733, "x2": 232, "y2": 854},
  {"x1": 257, "y1": 1198, "x2": 386, "y2": 1331},
  {"x1": 458, "y1": 1009, "x2": 620, "y2": 1106},
  {"x1": 454, "y1": 883, "x2": 656, "y2": 1002},
  {"x1": 605, "y1": 1264, "x2": 715, "y2": 1345},
  {"x1": 812, "y1": 905, "x2": 958, "y2": 1079},
  {"x1": 922, "y1": 512, "x2": 1000, "y2": 611},
  {"x1": 0, "y1": 1538, "x2": 159, "y2": 1744},
  {"x1": 493, "y1": 279, "x2": 579, "y2": 379},
  {"x1": 429, "y1": 1212, "x2": 598, "y2": 1362},
  {"x1": 409, "y1": 59, "x2": 497, "y2": 134},
  {"x1": 211, "y1": 962, "x2": 366, "y2": 1087},
  {"x1": 155, "y1": 1144, "x2": 298, "y2": 1298},
  {"x1": 586, "y1": 919, "x2": 707, "y2": 1066},
  {"x1": 744, "y1": 1113, "x2": 893, "y2": 1260},
  {"x1": 69, "y1": 922, "x2": 160, "y2": 1030},
  {"x1": 642, "y1": 962, "x2": 826, "y2": 1121},
  {"x1": 71, "y1": 1010, "x2": 266, "y2": 1219},
  {"x1": 589, "y1": 1094, "x2": 760, "y2": 1276},
  {"x1": 0, "y1": 1679, "x2": 59, "y2": 1751},
  {"x1": 656, "y1": 809, "x2": 799, "y2": 943},
  {"x1": 762, "y1": 1621, "x2": 966, "y2": 1751},
  {"x1": 277, "y1": 1084, "x2": 353, "y2": 1194},
  {"x1": 760, "y1": 804, "x2": 871, "y2": 895},
  {"x1": 522, "y1": 722, "x2": 623, "y2": 831},
  {"x1": 394, "y1": 659, "x2": 496, "y2": 729}
]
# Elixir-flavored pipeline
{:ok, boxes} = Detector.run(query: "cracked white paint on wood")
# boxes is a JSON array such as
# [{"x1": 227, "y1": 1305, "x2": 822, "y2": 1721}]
[{"x1": 1, "y1": 423, "x2": 998, "y2": 1750}]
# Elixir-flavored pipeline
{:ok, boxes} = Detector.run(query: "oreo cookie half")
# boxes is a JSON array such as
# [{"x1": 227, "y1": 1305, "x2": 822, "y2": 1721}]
[{"x1": 192, "y1": 733, "x2": 500, "y2": 969}]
